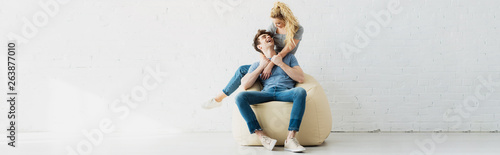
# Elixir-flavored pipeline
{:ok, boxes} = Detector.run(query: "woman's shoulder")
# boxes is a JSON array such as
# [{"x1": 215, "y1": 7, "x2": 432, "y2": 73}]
[
  {"x1": 297, "y1": 24, "x2": 304, "y2": 32},
  {"x1": 267, "y1": 23, "x2": 276, "y2": 33},
  {"x1": 293, "y1": 24, "x2": 304, "y2": 38}
]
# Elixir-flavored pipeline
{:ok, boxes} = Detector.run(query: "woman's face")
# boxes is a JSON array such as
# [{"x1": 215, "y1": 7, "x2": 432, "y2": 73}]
[{"x1": 272, "y1": 18, "x2": 286, "y2": 29}]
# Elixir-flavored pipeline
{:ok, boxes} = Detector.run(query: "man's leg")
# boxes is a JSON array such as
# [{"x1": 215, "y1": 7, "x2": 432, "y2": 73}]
[
  {"x1": 275, "y1": 87, "x2": 307, "y2": 152},
  {"x1": 235, "y1": 91, "x2": 278, "y2": 151},
  {"x1": 275, "y1": 87, "x2": 307, "y2": 132},
  {"x1": 235, "y1": 91, "x2": 274, "y2": 134}
]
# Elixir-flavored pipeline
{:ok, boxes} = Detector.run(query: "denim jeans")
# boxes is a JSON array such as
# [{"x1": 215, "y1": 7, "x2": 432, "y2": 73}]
[
  {"x1": 222, "y1": 65, "x2": 250, "y2": 96},
  {"x1": 235, "y1": 87, "x2": 307, "y2": 134}
]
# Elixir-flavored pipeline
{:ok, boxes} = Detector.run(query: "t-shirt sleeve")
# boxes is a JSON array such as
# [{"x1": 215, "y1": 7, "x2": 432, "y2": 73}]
[
  {"x1": 289, "y1": 55, "x2": 299, "y2": 68},
  {"x1": 247, "y1": 62, "x2": 260, "y2": 74},
  {"x1": 294, "y1": 25, "x2": 304, "y2": 40},
  {"x1": 266, "y1": 24, "x2": 276, "y2": 34}
]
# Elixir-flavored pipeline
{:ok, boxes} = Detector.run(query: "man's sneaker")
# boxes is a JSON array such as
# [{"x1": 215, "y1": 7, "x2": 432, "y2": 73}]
[
  {"x1": 201, "y1": 98, "x2": 222, "y2": 109},
  {"x1": 284, "y1": 137, "x2": 306, "y2": 152},
  {"x1": 260, "y1": 136, "x2": 277, "y2": 151}
]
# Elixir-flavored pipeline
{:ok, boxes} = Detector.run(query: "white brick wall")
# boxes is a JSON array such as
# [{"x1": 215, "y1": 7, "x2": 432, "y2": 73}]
[{"x1": 0, "y1": 0, "x2": 499, "y2": 133}]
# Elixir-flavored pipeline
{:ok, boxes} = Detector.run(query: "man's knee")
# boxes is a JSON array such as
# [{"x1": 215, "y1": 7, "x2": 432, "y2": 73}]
[
  {"x1": 235, "y1": 92, "x2": 248, "y2": 106},
  {"x1": 294, "y1": 87, "x2": 307, "y2": 97}
]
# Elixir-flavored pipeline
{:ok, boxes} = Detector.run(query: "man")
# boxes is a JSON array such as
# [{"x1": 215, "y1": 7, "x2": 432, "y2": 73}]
[{"x1": 235, "y1": 29, "x2": 306, "y2": 152}]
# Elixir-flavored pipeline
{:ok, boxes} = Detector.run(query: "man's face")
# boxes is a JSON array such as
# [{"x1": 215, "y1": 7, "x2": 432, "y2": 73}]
[{"x1": 258, "y1": 33, "x2": 274, "y2": 50}]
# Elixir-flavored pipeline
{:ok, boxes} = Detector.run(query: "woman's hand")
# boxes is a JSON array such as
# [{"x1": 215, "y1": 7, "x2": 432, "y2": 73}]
[
  {"x1": 261, "y1": 63, "x2": 274, "y2": 80},
  {"x1": 258, "y1": 54, "x2": 272, "y2": 80}
]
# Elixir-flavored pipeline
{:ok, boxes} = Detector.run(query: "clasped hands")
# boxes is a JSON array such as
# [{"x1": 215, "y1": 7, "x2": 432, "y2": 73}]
[{"x1": 260, "y1": 54, "x2": 284, "y2": 80}]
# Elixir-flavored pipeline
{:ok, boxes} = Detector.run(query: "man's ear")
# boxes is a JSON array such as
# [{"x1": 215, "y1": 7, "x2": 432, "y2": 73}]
[{"x1": 257, "y1": 44, "x2": 263, "y2": 50}]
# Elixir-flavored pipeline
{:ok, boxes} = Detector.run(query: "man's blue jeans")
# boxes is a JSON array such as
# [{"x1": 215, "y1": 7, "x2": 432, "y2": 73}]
[
  {"x1": 235, "y1": 87, "x2": 307, "y2": 134},
  {"x1": 222, "y1": 65, "x2": 250, "y2": 96}
]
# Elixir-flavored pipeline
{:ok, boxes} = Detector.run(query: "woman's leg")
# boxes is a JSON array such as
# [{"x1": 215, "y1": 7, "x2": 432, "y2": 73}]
[
  {"x1": 222, "y1": 65, "x2": 250, "y2": 96},
  {"x1": 202, "y1": 65, "x2": 251, "y2": 109},
  {"x1": 213, "y1": 91, "x2": 227, "y2": 102},
  {"x1": 216, "y1": 65, "x2": 250, "y2": 101}
]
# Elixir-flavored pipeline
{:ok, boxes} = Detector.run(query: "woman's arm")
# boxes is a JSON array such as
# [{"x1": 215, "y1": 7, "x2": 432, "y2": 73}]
[
  {"x1": 260, "y1": 54, "x2": 272, "y2": 80},
  {"x1": 262, "y1": 59, "x2": 274, "y2": 80},
  {"x1": 262, "y1": 38, "x2": 301, "y2": 79},
  {"x1": 271, "y1": 55, "x2": 304, "y2": 83},
  {"x1": 277, "y1": 38, "x2": 300, "y2": 57}
]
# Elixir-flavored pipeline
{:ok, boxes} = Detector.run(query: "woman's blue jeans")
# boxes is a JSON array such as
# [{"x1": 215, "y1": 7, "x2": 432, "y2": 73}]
[
  {"x1": 222, "y1": 65, "x2": 250, "y2": 96},
  {"x1": 235, "y1": 87, "x2": 307, "y2": 134}
]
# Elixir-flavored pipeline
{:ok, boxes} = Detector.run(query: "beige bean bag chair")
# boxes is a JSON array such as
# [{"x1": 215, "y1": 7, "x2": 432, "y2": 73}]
[{"x1": 232, "y1": 73, "x2": 332, "y2": 146}]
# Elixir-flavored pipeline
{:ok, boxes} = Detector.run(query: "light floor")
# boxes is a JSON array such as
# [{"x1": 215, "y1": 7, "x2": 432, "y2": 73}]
[{"x1": 2, "y1": 132, "x2": 500, "y2": 155}]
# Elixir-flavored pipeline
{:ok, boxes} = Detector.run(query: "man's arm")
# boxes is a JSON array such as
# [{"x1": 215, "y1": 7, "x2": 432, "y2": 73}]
[
  {"x1": 241, "y1": 60, "x2": 268, "y2": 90},
  {"x1": 271, "y1": 55, "x2": 304, "y2": 83}
]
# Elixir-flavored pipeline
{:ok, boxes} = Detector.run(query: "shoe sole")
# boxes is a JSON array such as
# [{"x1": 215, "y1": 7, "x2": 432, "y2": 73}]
[
  {"x1": 201, "y1": 101, "x2": 222, "y2": 109},
  {"x1": 202, "y1": 104, "x2": 221, "y2": 109},
  {"x1": 284, "y1": 147, "x2": 306, "y2": 153}
]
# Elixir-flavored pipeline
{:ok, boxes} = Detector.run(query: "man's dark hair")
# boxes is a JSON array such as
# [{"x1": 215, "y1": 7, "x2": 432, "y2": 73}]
[{"x1": 252, "y1": 29, "x2": 273, "y2": 53}]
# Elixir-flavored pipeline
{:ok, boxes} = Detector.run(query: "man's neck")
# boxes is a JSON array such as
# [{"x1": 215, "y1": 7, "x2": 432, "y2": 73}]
[{"x1": 263, "y1": 48, "x2": 277, "y2": 58}]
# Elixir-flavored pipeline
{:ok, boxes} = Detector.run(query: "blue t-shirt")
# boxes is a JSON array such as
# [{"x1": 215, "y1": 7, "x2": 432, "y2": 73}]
[{"x1": 247, "y1": 54, "x2": 300, "y2": 91}]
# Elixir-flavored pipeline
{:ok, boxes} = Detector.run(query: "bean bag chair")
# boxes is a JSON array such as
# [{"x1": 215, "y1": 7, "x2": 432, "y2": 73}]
[{"x1": 232, "y1": 73, "x2": 332, "y2": 146}]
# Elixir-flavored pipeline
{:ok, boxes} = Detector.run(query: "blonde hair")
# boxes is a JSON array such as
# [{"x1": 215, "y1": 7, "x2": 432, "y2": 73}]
[{"x1": 270, "y1": 1, "x2": 300, "y2": 46}]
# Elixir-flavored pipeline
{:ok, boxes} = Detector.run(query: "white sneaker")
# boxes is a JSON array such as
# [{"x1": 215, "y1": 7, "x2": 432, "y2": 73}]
[
  {"x1": 260, "y1": 136, "x2": 277, "y2": 151},
  {"x1": 284, "y1": 137, "x2": 306, "y2": 152},
  {"x1": 201, "y1": 98, "x2": 222, "y2": 109}
]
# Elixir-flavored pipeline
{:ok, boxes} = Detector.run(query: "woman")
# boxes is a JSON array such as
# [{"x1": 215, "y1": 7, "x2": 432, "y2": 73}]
[{"x1": 203, "y1": 1, "x2": 304, "y2": 109}]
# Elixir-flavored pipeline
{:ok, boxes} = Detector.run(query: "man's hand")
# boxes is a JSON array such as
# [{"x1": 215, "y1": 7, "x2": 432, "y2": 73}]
[
  {"x1": 259, "y1": 56, "x2": 270, "y2": 68},
  {"x1": 271, "y1": 55, "x2": 284, "y2": 67}
]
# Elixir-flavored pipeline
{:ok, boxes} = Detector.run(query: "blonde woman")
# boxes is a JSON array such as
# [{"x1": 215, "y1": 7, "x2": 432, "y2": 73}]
[{"x1": 203, "y1": 1, "x2": 304, "y2": 108}]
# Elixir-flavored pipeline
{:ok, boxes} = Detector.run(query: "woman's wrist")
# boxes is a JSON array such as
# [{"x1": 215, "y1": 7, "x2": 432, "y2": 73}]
[{"x1": 279, "y1": 52, "x2": 288, "y2": 58}]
